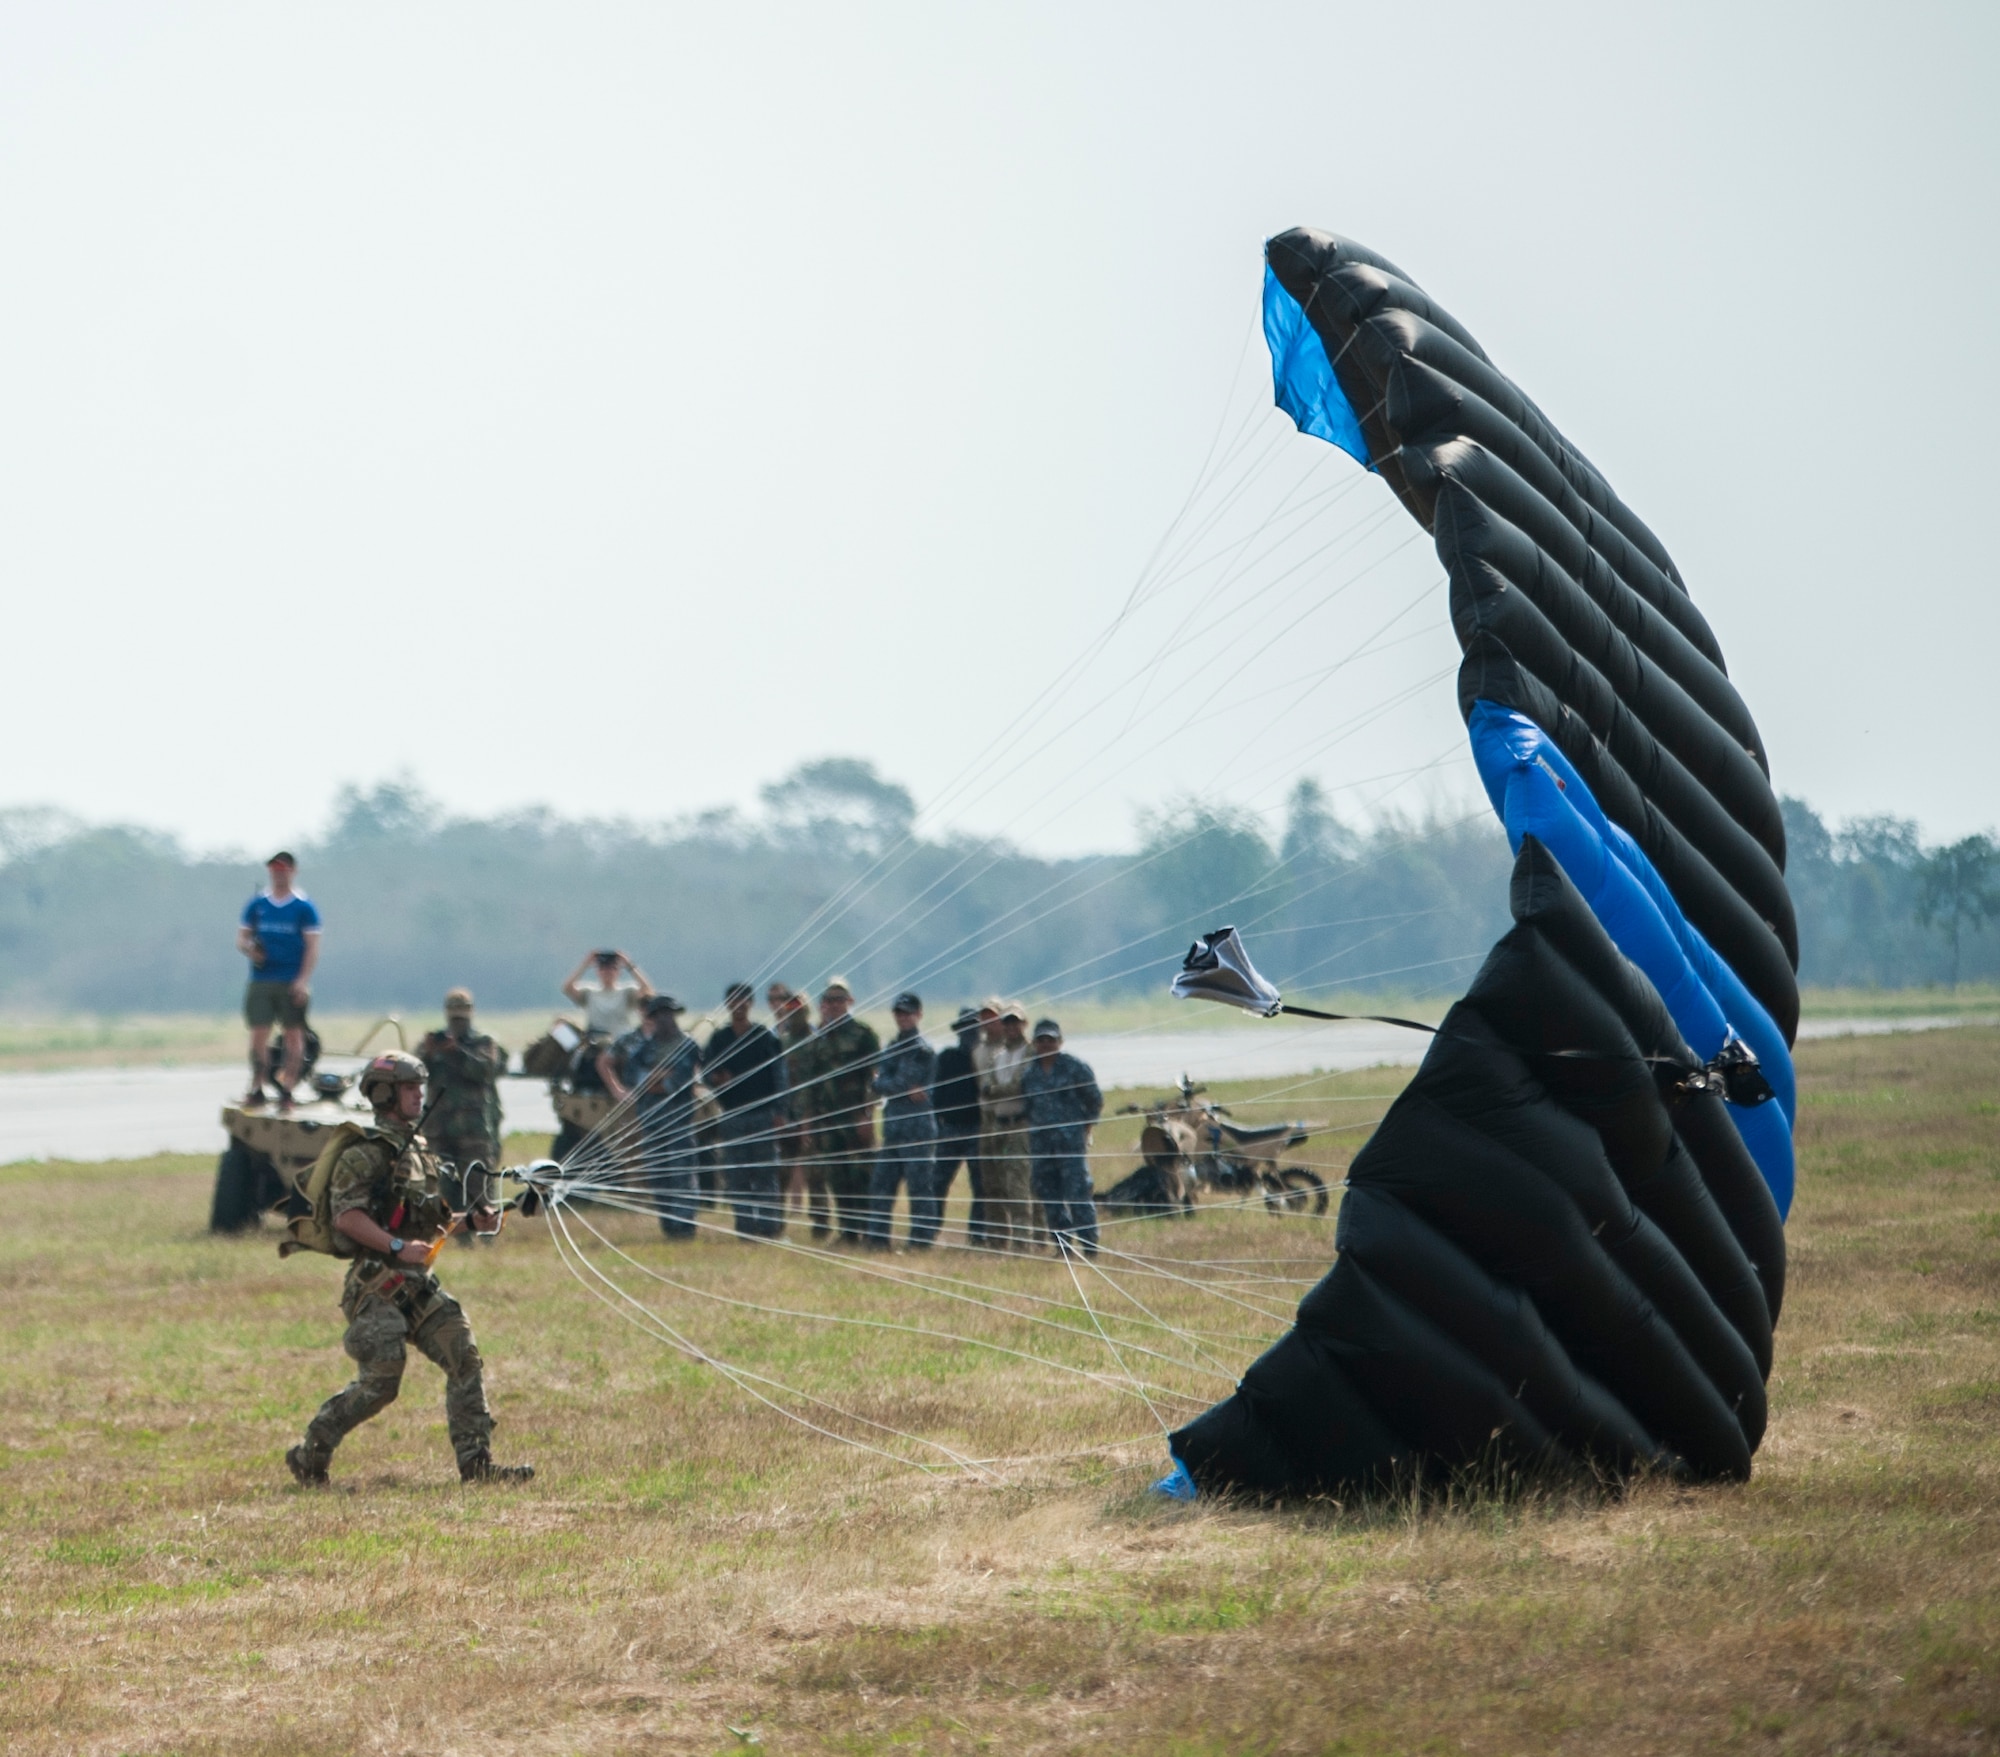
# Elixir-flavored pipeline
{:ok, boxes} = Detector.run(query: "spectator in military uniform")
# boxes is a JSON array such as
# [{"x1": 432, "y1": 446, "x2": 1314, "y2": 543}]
[
  {"x1": 930, "y1": 1007, "x2": 985, "y2": 1246},
  {"x1": 704, "y1": 981, "x2": 789, "y2": 1238},
  {"x1": 865, "y1": 992, "x2": 938, "y2": 1250},
  {"x1": 416, "y1": 988, "x2": 508, "y2": 1228},
  {"x1": 235, "y1": 851, "x2": 320, "y2": 1107},
  {"x1": 286, "y1": 1052, "x2": 532, "y2": 1488},
  {"x1": 766, "y1": 981, "x2": 818, "y2": 1231},
  {"x1": 601, "y1": 994, "x2": 702, "y2": 1239},
  {"x1": 789, "y1": 977, "x2": 881, "y2": 1244},
  {"x1": 967, "y1": 999, "x2": 1004, "y2": 1245},
  {"x1": 1021, "y1": 1018, "x2": 1103, "y2": 1257},
  {"x1": 978, "y1": 1003, "x2": 1035, "y2": 1251}
]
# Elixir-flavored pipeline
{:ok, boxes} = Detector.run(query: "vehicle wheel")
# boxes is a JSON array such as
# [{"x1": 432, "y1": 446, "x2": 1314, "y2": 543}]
[
  {"x1": 1264, "y1": 1166, "x2": 1329, "y2": 1216},
  {"x1": 209, "y1": 1139, "x2": 264, "y2": 1232}
]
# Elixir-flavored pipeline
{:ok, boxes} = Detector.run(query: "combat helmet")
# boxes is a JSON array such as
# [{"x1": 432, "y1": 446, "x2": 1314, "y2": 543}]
[{"x1": 357, "y1": 1051, "x2": 427, "y2": 1109}]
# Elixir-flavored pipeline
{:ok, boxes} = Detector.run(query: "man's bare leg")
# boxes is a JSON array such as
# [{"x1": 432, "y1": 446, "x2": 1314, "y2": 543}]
[
  {"x1": 277, "y1": 1023, "x2": 306, "y2": 1098},
  {"x1": 247, "y1": 1023, "x2": 272, "y2": 1101}
]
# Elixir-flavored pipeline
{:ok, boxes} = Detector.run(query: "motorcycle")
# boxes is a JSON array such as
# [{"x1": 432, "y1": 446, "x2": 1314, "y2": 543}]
[{"x1": 1112, "y1": 1074, "x2": 1330, "y2": 1217}]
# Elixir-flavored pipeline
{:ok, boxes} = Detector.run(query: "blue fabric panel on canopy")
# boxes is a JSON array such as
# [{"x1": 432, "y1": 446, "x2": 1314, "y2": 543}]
[
  {"x1": 1262, "y1": 264, "x2": 1372, "y2": 469},
  {"x1": 1467, "y1": 700, "x2": 1795, "y2": 1218}
]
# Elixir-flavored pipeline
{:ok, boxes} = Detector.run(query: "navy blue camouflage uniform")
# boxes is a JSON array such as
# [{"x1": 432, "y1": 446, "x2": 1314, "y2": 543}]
[
  {"x1": 612, "y1": 1026, "x2": 703, "y2": 1237},
  {"x1": 866, "y1": 1027, "x2": 939, "y2": 1248},
  {"x1": 1021, "y1": 1050, "x2": 1102, "y2": 1254},
  {"x1": 703, "y1": 1020, "x2": 790, "y2": 1238}
]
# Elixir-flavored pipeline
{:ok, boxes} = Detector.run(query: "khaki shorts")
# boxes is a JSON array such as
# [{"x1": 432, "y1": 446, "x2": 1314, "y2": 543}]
[{"x1": 244, "y1": 981, "x2": 308, "y2": 1029}]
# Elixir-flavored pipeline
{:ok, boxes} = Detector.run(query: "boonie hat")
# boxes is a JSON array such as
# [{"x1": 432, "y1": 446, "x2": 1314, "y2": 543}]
[
  {"x1": 892, "y1": 991, "x2": 922, "y2": 1013},
  {"x1": 444, "y1": 987, "x2": 474, "y2": 1013},
  {"x1": 1032, "y1": 1018, "x2": 1062, "y2": 1041}
]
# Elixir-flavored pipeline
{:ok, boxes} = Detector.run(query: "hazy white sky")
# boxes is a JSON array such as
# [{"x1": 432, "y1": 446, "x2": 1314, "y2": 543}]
[{"x1": 1, "y1": 1, "x2": 1993, "y2": 856}]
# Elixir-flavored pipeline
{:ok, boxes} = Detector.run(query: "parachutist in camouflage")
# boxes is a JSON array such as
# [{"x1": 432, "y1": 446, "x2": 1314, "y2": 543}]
[
  {"x1": 417, "y1": 988, "x2": 507, "y2": 1220},
  {"x1": 285, "y1": 1052, "x2": 533, "y2": 1488},
  {"x1": 788, "y1": 978, "x2": 881, "y2": 1244}
]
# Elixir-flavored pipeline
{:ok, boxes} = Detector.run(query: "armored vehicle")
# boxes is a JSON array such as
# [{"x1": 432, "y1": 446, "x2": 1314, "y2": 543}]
[{"x1": 208, "y1": 1021, "x2": 403, "y2": 1232}]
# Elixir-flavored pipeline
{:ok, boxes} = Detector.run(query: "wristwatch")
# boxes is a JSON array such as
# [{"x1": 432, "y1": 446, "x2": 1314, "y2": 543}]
[{"x1": 387, "y1": 1237, "x2": 407, "y2": 1257}]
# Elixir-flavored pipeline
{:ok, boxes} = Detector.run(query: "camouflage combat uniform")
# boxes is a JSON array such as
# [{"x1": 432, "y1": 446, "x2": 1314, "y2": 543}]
[
  {"x1": 417, "y1": 1023, "x2": 507, "y2": 1210},
  {"x1": 293, "y1": 1121, "x2": 496, "y2": 1476},
  {"x1": 1022, "y1": 1049, "x2": 1102, "y2": 1255},
  {"x1": 773, "y1": 1006, "x2": 819, "y2": 1230},
  {"x1": 790, "y1": 1014, "x2": 882, "y2": 1243}
]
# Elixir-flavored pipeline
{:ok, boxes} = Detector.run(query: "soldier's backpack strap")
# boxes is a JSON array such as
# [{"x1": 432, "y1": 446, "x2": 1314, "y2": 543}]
[{"x1": 278, "y1": 1121, "x2": 383, "y2": 1260}]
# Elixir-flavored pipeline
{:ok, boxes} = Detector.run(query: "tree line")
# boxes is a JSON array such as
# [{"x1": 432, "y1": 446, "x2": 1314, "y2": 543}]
[{"x1": 0, "y1": 762, "x2": 1991, "y2": 1015}]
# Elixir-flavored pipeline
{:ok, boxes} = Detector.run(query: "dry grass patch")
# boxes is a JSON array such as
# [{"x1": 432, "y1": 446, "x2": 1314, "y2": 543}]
[{"x1": 0, "y1": 1041, "x2": 1997, "y2": 1753}]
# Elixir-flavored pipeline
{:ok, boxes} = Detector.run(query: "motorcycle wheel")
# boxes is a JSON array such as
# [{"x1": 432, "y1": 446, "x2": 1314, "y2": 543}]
[{"x1": 1264, "y1": 1166, "x2": 1329, "y2": 1216}]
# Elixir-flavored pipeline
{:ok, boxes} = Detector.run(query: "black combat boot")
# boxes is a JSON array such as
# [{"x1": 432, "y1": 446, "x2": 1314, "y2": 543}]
[
  {"x1": 459, "y1": 1451, "x2": 535, "y2": 1484},
  {"x1": 286, "y1": 1444, "x2": 329, "y2": 1487}
]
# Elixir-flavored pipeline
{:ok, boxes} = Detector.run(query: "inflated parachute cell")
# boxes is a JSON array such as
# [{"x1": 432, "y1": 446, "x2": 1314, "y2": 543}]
[
  {"x1": 1171, "y1": 839, "x2": 1787, "y2": 1493},
  {"x1": 1264, "y1": 229, "x2": 1799, "y2": 1049},
  {"x1": 1170, "y1": 233, "x2": 1798, "y2": 1497}
]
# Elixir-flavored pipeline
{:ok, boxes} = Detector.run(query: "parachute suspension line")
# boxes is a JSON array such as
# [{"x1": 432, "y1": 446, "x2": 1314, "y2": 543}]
[
  {"x1": 546, "y1": 1199, "x2": 1002, "y2": 1479},
  {"x1": 1057, "y1": 1243, "x2": 1172, "y2": 1439},
  {"x1": 827, "y1": 679, "x2": 1470, "y2": 1020},
  {"x1": 544, "y1": 1190, "x2": 1245, "y2": 1380},
  {"x1": 1081, "y1": 1236, "x2": 1311, "y2": 1324},
  {"x1": 728, "y1": 426, "x2": 1432, "y2": 1009},
  {"x1": 557, "y1": 1200, "x2": 1242, "y2": 1390},
  {"x1": 730, "y1": 340, "x2": 1288, "y2": 1000},
  {"x1": 1071, "y1": 1248, "x2": 1243, "y2": 1380}
]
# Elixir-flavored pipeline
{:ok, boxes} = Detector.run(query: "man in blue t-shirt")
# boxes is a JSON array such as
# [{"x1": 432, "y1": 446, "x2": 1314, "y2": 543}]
[{"x1": 235, "y1": 851, "x2": 322, "y2": 1106}]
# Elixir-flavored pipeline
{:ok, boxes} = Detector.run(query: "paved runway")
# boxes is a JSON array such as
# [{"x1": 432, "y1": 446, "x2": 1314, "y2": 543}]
[{"x1": 0, "y1": 1015, "x2": 1980, "y2": 1164}]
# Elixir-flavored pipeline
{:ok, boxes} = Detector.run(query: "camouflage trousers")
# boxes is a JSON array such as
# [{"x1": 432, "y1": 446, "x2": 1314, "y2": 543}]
[
  {"x1": 809, "y1": 1124, "x2": 874, "y2": 1242},
  {"x1": 298, "y1": 1273, "x2": 494, "y2": 1473},
  {"x1": 981, "y1": 1124, "x2": 1036, "y2": 1251}
]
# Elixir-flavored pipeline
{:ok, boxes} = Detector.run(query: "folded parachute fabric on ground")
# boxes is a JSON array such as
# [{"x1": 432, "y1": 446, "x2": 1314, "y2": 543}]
[{"x1": 1172, "y1": 229, "x2": 1797, "y2": 1498}]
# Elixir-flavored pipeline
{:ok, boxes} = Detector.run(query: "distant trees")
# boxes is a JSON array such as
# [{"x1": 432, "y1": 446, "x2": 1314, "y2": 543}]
[
  {"x1": 0, "y1": 776, "x2": 1989, "y2": 1015},
  {"x1": 1780, "y1": 799, "x2": 2000, "y2": 989},
  {"x1": 1914, "y1": 835, "x2": 2000, "y2": 990}
]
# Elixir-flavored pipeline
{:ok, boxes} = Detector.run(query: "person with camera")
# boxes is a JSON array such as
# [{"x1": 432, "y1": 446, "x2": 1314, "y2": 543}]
[
  {"x1": 417, "y1": 988, "x2": 508, "y2": 1224},
  {"x1": 562, "y1": 948, "x2": 653, "y2": 1040}
]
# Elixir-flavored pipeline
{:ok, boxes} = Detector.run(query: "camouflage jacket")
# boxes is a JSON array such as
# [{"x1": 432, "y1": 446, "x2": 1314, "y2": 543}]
[
  {"x1": 872, "y1": 1027, "x2": 937, "y2": 1125},
  {"x1": 611, "y1": 1026, "x2": 702, "y2": 1135},
  {"x1": 1020, "y1": 1051, "x2": 1103, "y2": 1160},
  {"x1": 329, "y1": 1122, "x2": 455, "y2": 1294},
  {"x1": 789, "y1": 1015, "x2": 882, "y2": 1128},
  {"x1": 417, "y1": 1026, "x2": 506, "y2": 1141}
]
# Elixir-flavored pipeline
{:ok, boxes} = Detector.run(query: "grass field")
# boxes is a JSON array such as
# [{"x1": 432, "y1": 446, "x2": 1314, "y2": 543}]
[{"x1": 1, "y1": 1032, "x2": 1997, "y2": 1754}]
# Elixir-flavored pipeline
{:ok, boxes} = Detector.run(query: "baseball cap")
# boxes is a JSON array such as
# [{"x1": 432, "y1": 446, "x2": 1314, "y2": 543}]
[
  {"x1": 644, "y1": 993, "x2": 686, "y2": 1018},
  {"x1": 892, "y1": 991, "x2": 922, "y2": 1013},
  {"x1": 821, "y1": 976, "x2": 855, "y2": 1001},
  {"x1": 1032, "y1": 1018, "x2": 1062, "y2": 1041}
]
